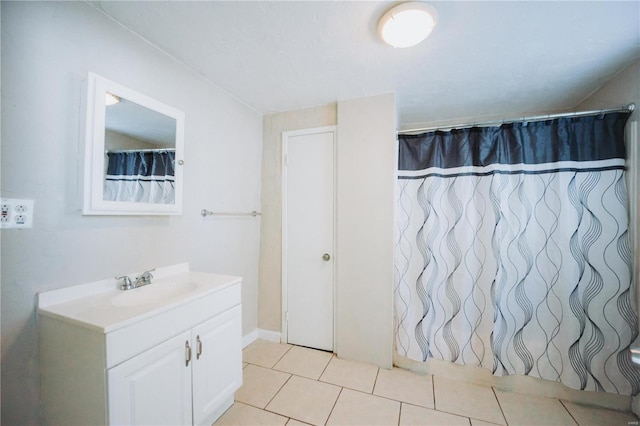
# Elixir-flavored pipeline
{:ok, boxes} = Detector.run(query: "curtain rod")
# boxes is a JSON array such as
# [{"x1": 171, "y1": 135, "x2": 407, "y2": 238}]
[
  {"x1": 398, "y1": 103, "x2": 636, "y2": 135},
  {"x1": 105, "y1": 148, "x2": 175, "y2": 154}
]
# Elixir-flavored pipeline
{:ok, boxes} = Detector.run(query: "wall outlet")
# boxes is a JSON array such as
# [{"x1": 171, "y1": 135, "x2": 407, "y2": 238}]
[{"x1": 0, "y1": 198, "x2": 34, "y2": 229}]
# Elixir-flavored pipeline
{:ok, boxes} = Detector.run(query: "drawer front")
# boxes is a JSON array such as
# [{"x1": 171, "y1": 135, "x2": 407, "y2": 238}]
[{"x1": 106, "y1": 282, "x2": 241, "y2": 368}]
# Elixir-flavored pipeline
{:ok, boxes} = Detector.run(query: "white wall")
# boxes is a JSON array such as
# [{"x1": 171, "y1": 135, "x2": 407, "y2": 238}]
[
  {"x1": 336, "y1": 93, "x2": 396, "y2": 368},
  {"x1": 1, "y1": 2, "x2": 263, "y2": 424}
]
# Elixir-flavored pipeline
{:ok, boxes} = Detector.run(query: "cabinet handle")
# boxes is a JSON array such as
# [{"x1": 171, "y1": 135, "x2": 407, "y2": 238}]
[
  {"x1": 185, "y1": 341, "x2": 192, "y2": 367},
  {"x1": 197, "y1": 335, "x2": 202, "y2": 360}
]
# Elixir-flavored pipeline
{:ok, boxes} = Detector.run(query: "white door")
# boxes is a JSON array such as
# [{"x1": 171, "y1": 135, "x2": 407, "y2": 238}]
[
  {"x1": 283, "y1": 126, "x2": 335, "y2": 351},
  {"x1": 108, "y1": 330, "x2": 193, "y2": 426},
  {"x1": 191, "y1": 305, "x2": 242, "y2": 426}
]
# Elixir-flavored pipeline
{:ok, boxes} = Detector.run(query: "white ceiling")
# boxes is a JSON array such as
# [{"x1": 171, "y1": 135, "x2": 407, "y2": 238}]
[{"x1": 92, "y1": 1, "x2": 640, "y2": 127}]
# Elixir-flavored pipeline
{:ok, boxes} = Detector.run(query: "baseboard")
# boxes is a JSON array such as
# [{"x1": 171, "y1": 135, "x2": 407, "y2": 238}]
[
  {"x1": 257, "y1": 328, "x2": 282, "y2": 343},
  {"x1": 241, "y1": 330, "x2": 258, "y2": 348},
  {"x1": 242, "y1": 328, "x2": 282, "y2": 348}
]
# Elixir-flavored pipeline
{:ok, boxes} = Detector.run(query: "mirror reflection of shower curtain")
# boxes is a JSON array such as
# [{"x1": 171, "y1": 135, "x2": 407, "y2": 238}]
[
  {"x1": 395, "y1": 112, "x2": 640, "y2": 395},
  {"x1": 104, "y1": 151, "x2": 175, "y2": 204}
]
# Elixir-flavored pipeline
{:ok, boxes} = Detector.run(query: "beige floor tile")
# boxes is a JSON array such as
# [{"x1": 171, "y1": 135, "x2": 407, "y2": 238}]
[
  {"x1": 373, "y1": 367, "x2": 434, "y2": 408},
  {"x1": 320, "y1": 356, "x2": 379, "y2": 393},
  {"x1": 243, "y1": 362, "x2": 248, "y2": 368},
  {"x1": 470, "y1": 420, "x2": 502, "y2": 426},
  {"x1": 265, "y1": 375, "x2": 341, "y2": 426},
  {"x1": 495, "y1": 389, "x2": 575, "y2": 425},
  {"x1": 327, "y1": 388, "x2": 400, "y2": 425},
  {"x1": 235, "y1": 364, "x2": 291, "y2": 408},
  {"x1": 434, "y1": 376, "x2": 505, "y2": 425},
  {"x1": 562, "y1": 401, "x2": 638, "y2": 426},
  {"x1": 214, "y1": 402, "x2": 288, "y2": 426},
  {"x1": 286, "y1": 420, "x2": 312, "y2": 426},
  {"x1": 243, "y1": 339, "x2": 291, "y2": 368},
  {"x1": 400, "y1": 403, "x2": 471, "y2": 425},
  {"x1": 273, "y1": 345, "x2": 333, "y2": 380}
]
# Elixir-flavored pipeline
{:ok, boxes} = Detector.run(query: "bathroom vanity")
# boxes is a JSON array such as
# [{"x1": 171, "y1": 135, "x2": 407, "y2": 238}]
[{"x1": 38, "y1": 264, "x2": 242, "y2": 426}]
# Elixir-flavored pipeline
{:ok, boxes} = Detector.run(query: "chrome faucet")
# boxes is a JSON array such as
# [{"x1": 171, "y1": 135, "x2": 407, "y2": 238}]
[
  {"x1": 115, "y1": 275, "x2": 134, "y2": 290},
  {"x1": 115, "y1": 268, "x2": 155, "y2": 290},
  {"x1": 134, "y1": 269, "x2": 155, "y2": 288}
]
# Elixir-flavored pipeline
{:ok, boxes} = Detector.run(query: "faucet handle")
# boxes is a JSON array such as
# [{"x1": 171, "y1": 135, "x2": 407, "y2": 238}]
[
  {"x1": 135, "y1": 268, "x2": 155, "y2": 286},
  {"x1": 115, "y1": 275, "x2": 133, "y2": 290},
  {"x1": 138, "y1": 268, "x2": 155, "y2": 280}
]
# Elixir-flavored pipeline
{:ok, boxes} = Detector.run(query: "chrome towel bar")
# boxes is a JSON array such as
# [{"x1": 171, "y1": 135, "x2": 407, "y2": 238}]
[{"x1": 201, "y1": 209, "x2": 261, "y2": 217}]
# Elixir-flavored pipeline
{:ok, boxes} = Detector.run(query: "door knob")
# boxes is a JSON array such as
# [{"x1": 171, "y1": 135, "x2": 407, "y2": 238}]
[{"x1": 322, "y1": 253, "x2": 331, "y2": 261}]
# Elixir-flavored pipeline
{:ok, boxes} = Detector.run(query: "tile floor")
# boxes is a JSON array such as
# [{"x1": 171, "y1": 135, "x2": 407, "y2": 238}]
[{"x1": 214, "y1": 340, "x2": 639, "y2": 426}]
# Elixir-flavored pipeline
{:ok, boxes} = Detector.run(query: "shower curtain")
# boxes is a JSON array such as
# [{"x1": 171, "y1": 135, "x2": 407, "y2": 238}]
[
  {"x1": 104, "y1": 150, "x2": 175, "y2": 204},
  {"x1": 394, "y1": 112, "x2": 640, "y2": 395}
]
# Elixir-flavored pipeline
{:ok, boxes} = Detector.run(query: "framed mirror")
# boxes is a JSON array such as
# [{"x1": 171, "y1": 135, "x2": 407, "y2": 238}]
[{"x1": 83, "y1": 73, "x2": 185, "y2": 215}]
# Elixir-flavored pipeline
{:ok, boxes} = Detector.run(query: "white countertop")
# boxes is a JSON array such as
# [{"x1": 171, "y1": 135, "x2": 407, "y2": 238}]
[{"x1": 38, "y1": 264, "x2": 242, "y2": 333}]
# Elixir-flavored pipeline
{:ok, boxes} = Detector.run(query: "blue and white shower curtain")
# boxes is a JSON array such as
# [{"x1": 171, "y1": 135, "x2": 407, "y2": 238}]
[
  {"x1": 104, "y1": 150, "x2": 175, "y2": 204},
  {"x1": 395, "y1": 112, "x2": 640, "y2": 395}
]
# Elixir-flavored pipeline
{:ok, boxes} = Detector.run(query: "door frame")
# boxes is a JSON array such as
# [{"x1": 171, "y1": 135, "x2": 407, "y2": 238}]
[{"x1": 281, "y1": 125, "x2": 337, "y2": 350}]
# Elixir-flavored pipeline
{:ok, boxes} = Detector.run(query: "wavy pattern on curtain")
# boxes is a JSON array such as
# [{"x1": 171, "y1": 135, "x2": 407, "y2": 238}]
[
  {"x1": 395, "y1": 112, "x2": 640, "y2": 395},
  {"x1": 104, "y1": 150, "x2": 175, "y2": 204}
]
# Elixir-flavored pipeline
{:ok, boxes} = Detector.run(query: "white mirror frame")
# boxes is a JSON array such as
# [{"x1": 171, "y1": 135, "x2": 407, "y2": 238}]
[{"x1": 83, "y1": 73, "x2": 185, "y2": 215}]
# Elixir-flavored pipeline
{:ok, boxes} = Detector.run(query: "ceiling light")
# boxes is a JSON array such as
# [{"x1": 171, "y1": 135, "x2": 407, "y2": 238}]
[
  {"x1": 378, "y1": 2, "x2": 437, "y2": 48},
  {"x1": 105, "y1": 92, "x2": 121, "y2": 106}
]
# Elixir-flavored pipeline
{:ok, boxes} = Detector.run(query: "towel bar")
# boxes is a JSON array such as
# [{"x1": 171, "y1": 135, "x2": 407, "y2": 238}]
[{"x1": 201, "y1": 209, "x2": 261, "y2": 217}]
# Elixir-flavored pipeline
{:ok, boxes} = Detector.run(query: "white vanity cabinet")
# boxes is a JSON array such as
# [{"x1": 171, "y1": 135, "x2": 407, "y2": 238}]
[
  {"x1": 38, "y1": 265, "x2": 242, "y2": 426},
  {"x1": 108, "y1": 305, "x2": 241, "y2": 425}
]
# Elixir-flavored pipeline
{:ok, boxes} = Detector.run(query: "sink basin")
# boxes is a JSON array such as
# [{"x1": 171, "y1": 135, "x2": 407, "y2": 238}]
[{"x1": 111, "y1": 281, "x2": 198, "y2": 307}]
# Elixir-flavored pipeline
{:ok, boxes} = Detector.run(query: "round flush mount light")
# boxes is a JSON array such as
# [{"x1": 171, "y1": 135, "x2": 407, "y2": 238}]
[{"x1": 378, "y1": 2, "x2": 438, "y2": 48}]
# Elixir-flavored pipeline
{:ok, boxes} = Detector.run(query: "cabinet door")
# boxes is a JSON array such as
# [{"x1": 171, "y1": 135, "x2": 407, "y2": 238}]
[
  {"x1": 108, "y1": 330, "x2": 193, "y2": 426},
  {"x1": 191, "y1": 305, "x2": 242, "y2": 425}
]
